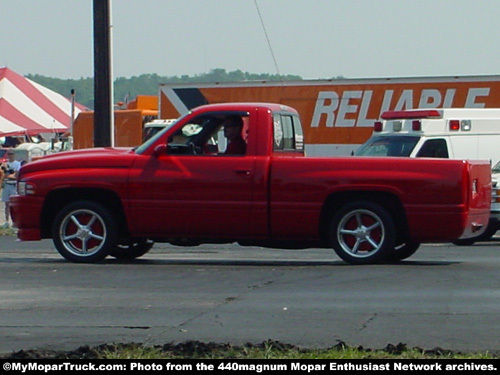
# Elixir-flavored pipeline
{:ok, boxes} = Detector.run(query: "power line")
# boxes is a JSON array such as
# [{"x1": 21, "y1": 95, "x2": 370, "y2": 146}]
[{"x1": 253, "y1": 0, "x2": 281, "y2": 78}]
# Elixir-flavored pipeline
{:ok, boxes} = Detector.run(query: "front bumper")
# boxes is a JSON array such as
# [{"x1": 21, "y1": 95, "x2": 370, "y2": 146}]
[{"x1": 10, "y1": 195, "x2": 44, "y2": 241}]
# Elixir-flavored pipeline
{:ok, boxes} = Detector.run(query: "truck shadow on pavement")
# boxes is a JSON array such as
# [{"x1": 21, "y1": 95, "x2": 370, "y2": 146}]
[
  {"x1": 0, "y1": 257, "x2": 460, "y2": 267},
  {"x1": 104, "y1": 258, "x2": 461, "y2": 267}
]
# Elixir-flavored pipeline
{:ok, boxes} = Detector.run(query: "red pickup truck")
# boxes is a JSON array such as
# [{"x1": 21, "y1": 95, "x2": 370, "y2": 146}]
[{"x1": 10, "y1": 103, "x2": 491, "y2": 264}]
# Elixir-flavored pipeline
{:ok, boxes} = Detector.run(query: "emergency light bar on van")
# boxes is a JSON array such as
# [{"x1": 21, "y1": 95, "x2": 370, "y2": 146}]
[
  {"x1": 449, "y1": 120, "x2": 472, "y2": 131},
  {"x1": 375, "y1": 110, "x2": 444, "y2": 132},
  {"x1": 374, "y1": 121, "x2": 425, "y2": 132},
  {"x1": 375, "y1": 110, "x2": 475, "y2": 133},
  {"x1": 381, "y1": 110, "x2": 443, "y2": 120}
]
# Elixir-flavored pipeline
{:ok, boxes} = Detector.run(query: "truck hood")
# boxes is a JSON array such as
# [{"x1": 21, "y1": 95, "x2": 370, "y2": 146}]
[{"x1": 20, "y1": 147, "x2": 136, "y2": 174}]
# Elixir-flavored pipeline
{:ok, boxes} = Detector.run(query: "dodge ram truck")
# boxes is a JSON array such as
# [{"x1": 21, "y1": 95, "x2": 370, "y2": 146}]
[{"x1": 10, "y1": 103, "x2": 492, "y2": 264}]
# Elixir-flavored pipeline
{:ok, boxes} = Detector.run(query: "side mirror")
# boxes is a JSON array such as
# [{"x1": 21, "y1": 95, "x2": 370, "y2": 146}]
[{"x1": 153, "y1": 144, "x2": 167, "y2": 157}]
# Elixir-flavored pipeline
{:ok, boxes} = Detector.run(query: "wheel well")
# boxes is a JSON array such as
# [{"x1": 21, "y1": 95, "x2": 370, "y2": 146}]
[
  {"x1": 40, "y1": 188, "x2": 128, "y2": 239},
  {"x1": 319, "y1": 191, "x2": 410, "y2": 244}
]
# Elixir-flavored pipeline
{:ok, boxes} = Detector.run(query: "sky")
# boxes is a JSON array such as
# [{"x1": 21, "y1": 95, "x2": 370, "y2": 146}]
[{"x1": 2, "y1": 0, "x2": 500, "y2": 80}]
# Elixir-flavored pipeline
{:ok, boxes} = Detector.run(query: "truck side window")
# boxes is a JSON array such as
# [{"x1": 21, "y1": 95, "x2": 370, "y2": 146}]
[
  {"x1": 273, "y1": 114, "x2": 304, "y2": 152},
  {"x1": 417, "y1": 139, "x2": 449, "y2": 158},
  {"x1": 282, "y1": 115, "x2": 294, "y2": 149},
  {"x1": 292, "y1": 115, "x2": 304, "y2": 151},
  {"x1": 273, "y1": 115, "x2": 284, "y2": 150},
  {"x1": 167, "y1": 116, "x2": 220, "y2": 155}
]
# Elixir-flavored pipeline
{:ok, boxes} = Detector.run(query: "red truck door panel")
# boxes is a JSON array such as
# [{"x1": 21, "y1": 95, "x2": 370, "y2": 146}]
[
  {"x1": 128, "y1": 155, "x2": 256, "y2": 237},
  {"x1": 127, "y1": 105, "x2": 266, "y2": 238}
]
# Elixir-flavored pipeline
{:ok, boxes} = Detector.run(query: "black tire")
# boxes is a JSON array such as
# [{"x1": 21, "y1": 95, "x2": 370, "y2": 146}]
[
  {"x1": 452, "y1": 238, "x2": 477, "y2": 246},
  {"x1": 330, "y1": 201, "x2": 396, "y2": 264},
  {"x1": 480, "y1": 224, "x2": 499, "y2": 242},
  {"x1": 109, "y1": 240, "x2": 155, "y2": 260},
  {"x1": 387, "y1": 241, "x2": 421, "y2": 262},
  {"x1": 452, "y1": 222, "x2": 498, "y2": 246},
  {"x1": 52, "y1": 201, "x2": 117, "y2": 263}
]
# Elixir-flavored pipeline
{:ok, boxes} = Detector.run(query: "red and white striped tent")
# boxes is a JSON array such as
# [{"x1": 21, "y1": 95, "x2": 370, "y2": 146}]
[{"x1": 0, "y1": 67, "x2": 86, "y2": 137}]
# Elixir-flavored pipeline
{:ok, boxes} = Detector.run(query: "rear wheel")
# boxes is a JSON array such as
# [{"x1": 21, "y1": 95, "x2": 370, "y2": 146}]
[
  {"x1": 330, "y1": 201, "x2": 396, "y2": 264},
  {"x1": 452, "y1": 237, "x2": 476, "y2": 246},
  {"x1": 52, "y1": 201, "x2": 117, "y2": 263},
  {"x1": 109, "y1": 240, "x2": 155, "y2": 260}
]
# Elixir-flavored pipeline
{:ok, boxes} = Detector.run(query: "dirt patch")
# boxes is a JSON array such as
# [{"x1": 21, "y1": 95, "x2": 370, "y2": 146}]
[{"x1": 1, "y1": 340, "x2": 464, "y2": 359}]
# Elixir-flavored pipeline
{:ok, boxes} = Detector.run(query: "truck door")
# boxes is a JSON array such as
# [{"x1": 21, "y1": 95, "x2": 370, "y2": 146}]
[{"x1": 128, "y1": 110, "x2": 260, "y2": 238}]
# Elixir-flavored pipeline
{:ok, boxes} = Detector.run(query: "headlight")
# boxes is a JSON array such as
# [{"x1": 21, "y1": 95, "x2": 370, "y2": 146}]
[{"x1": 17, "y1": 182, "x2": 36, "y2": 196}]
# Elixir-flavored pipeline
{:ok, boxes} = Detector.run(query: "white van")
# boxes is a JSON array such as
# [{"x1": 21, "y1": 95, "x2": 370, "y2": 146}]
[
  {"x1": 491, "y1": 161, "x2": 500, "y2": 237},
  {"x1": 143, "y1": 119, "x2": 176, "y2": 142},
  {"x1": 355, "y1": 108, "x2": 500, "y2": 243}
]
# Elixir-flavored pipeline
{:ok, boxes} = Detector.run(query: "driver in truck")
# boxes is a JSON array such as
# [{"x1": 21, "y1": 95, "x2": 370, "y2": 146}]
[{"x1": 222, "y1": 116, "x2": 246, "y2": 155}]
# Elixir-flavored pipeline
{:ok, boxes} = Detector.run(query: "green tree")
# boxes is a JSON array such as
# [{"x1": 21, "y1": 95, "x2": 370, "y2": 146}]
[{"x1": 27, "y1": 69, "x2": 305, "y2": 109}]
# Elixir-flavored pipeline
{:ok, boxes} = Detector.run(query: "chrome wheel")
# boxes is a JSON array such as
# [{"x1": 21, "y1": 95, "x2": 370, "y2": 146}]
[
  {"x1": 330, "y1": 201, "x2": 395, "y2": 264},
  {"x1": 53, "y1": 201, "x2": 117, "y2": 263},
  {"x1": 337, "y1": 209, "x2": 385, "y2": 258},
  {"x1": 59, "y1": 209, "x2": 106, "y2": 257}
]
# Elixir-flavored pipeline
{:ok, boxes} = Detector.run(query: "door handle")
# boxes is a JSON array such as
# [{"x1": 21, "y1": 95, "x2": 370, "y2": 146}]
[{"x1": 234, "y1": 169, "x2": 251, "y2": 176}]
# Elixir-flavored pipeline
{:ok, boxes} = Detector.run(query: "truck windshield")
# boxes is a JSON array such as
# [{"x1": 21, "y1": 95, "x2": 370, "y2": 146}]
[
  {"x1": 355, "y1": 136, "x2": 420, "y2": 157},
  {"x1": 134, "y1": 116, "x2": 185, "y2": 155}
]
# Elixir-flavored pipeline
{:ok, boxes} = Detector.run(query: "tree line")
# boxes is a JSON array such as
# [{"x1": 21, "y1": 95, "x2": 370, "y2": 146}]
[{"x1": 26, "y1": 69, "x2": 303, "y2": 110}]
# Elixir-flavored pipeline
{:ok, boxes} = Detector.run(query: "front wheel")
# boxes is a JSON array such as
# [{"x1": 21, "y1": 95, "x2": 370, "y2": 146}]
[
  {"x1": 52, "y1": 201, "x2": 117, "y2": 263},
  {"x1": 109, "y1": 240, "x2": 155, "y2": 260},
  {"x1": 387, "y1": 241, "x2": 421, "y2": 262},
  {"x1": 330, "y1": 201, "x2": 396, "y2": 264}
]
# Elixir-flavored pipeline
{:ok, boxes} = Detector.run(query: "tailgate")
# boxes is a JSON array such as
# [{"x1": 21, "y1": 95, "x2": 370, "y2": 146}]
[{"x1": 459, "y1": 160, "x2": 491, "y2": 239}]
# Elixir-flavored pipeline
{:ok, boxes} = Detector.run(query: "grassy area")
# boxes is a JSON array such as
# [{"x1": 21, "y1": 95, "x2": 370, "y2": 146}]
[
  {"x1": 0, "y1": 227, "x2": 15, "y2": 236},
  {"x1": 5, "y1": 341, "x2": 499, "y2": 359}
]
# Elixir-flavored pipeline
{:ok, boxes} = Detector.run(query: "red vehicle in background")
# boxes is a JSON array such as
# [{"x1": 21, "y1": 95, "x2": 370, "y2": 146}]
[{"x1": 0, "y1": 148, "x2": 10, "y2": 164}]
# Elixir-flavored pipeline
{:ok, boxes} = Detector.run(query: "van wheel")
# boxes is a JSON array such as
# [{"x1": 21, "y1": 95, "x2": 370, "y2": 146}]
[
  {"x1": 109, "y1": 240, "x2": 155, "y2": 260},
  {"x1": 52, "y1": 201, "x2": 117, "y2": 263},
  {"x1": 330, "y1": 201, "x2": 395, "y2": 264},
  {"x1": 387, "y1": 241, "x2": 421, "y2": 262}
]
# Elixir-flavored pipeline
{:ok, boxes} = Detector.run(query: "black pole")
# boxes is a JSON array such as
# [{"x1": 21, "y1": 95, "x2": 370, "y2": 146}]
[
  {"x1": 70, "y1": 89, "x2": 75, "y2": 135},
  {"x1": 93, "y1": 0, "x2": 112, "y2": 147}
]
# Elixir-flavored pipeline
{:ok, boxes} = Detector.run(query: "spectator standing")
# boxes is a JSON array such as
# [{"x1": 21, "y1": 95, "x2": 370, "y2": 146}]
[{"x1": 1, "y1": 150, "x2": 21, "y2": 228}]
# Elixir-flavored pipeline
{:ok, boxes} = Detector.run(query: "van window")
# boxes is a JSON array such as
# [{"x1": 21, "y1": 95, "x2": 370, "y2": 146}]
[
  {"x1": 416, "y1": 139, "x2": 449, "y2": 158},
  {"x1": 493, "y1": 160, "x2": 500, "y2": 173},
  {"x1": 355, "y1": 136, "x2": 419, "y2": 157}
]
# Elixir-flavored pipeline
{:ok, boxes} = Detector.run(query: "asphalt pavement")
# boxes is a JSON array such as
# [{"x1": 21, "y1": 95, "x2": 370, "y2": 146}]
[{"x1": 1, "y1": 235, "x2": 499, "y2": 355}]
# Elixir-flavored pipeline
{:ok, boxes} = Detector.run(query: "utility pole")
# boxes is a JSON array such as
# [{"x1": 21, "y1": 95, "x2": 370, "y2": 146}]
[{"x1": 93, "y1": 0, "x2": 112, "y2": 147}]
